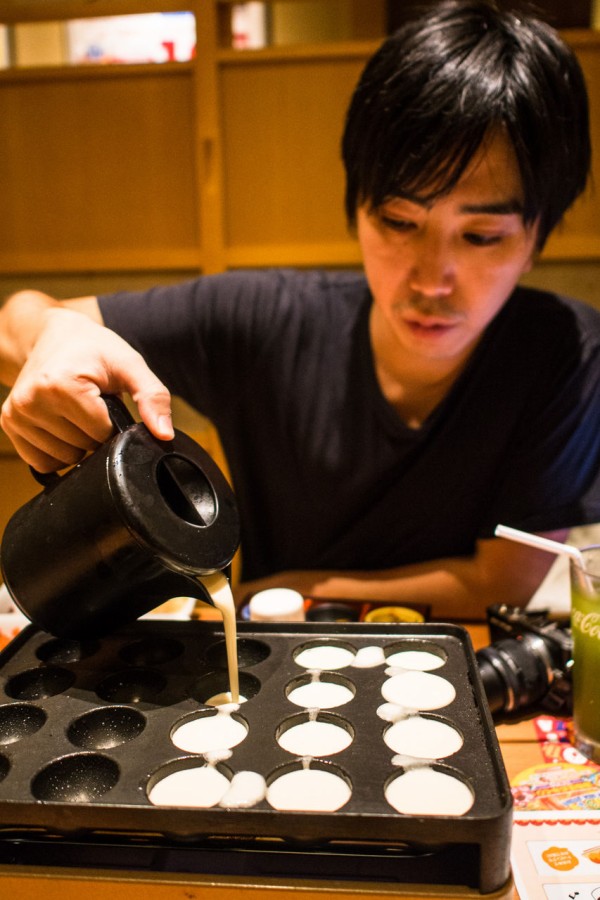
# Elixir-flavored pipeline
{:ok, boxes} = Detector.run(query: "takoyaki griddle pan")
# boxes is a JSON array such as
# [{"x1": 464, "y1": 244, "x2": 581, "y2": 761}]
[{"x1": 0, "y1": 620, "x2": 512, "y2": 893}]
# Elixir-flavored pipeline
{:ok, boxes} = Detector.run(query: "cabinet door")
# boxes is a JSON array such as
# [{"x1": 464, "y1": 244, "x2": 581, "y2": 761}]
[
  {"x1": 220, "y1": 53, "x2": 367, "y2": 268},
  {"x1": 0, "y1": 65, "x2": 200, "y2": 272}
]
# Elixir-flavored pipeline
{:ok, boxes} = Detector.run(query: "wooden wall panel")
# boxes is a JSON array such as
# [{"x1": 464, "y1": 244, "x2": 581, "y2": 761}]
[
  {"x1": 544, "y1": 32, "x2": 600, "y2": 259},
  {"x1": 0, "y1": 11, "x2": 599, "y2": 274},
  {"x1": 218, "y1": 32, "x2": 600, "y2": 266},
  {"x1": 0, "y1": 66, "x2": 200, "y2": 272},
  {"x1": 219, "y1": 53, "x2": 366, "y2": 267}
]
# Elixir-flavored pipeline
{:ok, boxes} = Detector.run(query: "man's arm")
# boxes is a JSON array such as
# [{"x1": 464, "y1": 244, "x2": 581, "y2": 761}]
[
  {"x1": 0, "y1": 290, "x2": 174, "y2": 472},
  {"x1": 235, "y1": 530, "x2": 568, "y2": 619}
]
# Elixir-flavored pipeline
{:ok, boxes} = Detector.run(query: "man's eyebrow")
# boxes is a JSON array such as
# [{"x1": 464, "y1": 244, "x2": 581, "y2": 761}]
[
  {"x1": 459, "y1": 200, "x2": 524, "y2": 215},
  {"x1": 391, "y1": 193, "x2": 524, "y2": 216}
]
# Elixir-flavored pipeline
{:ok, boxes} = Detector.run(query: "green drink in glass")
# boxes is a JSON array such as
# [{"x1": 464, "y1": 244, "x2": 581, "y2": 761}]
[{"x1": 570, "y1": 545, "x2": 600, "y2": 762}]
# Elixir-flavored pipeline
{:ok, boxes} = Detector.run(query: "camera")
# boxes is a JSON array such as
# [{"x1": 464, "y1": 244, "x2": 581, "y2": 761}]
[{"x1": 476, "y1": 604, "x2": 573, "y2": 717}]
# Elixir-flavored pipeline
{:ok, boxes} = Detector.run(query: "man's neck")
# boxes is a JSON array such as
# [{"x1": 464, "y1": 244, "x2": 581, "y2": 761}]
[{"x1": 369, "y1": 305, "x2": 473, "y2": 429}]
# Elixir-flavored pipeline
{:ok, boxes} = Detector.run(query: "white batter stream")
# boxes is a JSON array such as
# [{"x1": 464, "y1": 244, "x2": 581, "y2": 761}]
[{"x1": 199, "y1": 572, "x2": 239, "y2": 703}]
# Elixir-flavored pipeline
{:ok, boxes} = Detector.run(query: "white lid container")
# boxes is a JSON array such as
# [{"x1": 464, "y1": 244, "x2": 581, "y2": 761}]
[{"x1": 249, "y1": 588, "x2": 305, "y2": 623}]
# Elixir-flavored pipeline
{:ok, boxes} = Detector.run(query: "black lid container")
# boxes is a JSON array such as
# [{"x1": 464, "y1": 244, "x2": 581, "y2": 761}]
[{"x1": 0, "y1": 398, "x2": 239, "y2": 638}]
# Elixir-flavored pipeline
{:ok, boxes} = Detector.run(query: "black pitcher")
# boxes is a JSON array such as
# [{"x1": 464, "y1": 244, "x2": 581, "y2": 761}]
[{"x1": 0, "y1": 396, "x2": 240, "y2": 638}]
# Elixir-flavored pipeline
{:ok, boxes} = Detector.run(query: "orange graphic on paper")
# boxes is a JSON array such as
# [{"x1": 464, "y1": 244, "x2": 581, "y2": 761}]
[
  {"x1": 541, "y1": 845, "x2": 579, "y2": 871},
  {"x1": 584, "y1": 845, "x2": 600, "y2": 864}
]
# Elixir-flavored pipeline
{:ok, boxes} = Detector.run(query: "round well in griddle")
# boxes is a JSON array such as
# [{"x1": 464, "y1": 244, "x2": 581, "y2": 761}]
[
  {"x1": 31, "y1": 753, "x2": 120, "y2": 802},
  {"x1": 96, "y1": 668, "x2": 168, "y2": 704},
  {"x1": 286, "y1": 672, "x2": 355, "y2": 709},
  {"x1": 205, "y1": 637, "x2": 270, "y2": 669},
  {"x1": 36, "y1": 637, "x2": 99, "y2": 664},
  {"x1": 5, "y1": 666, "x2": 75, "y2": 701},
  {"x1": 383, "y1": 714, "x2": 463, "y2": 759},
  {"x1": 381, "y1": 669, "x2": 456, "y2": 710},
  {"x1": 146, "y1": 756, "x2": 232, "y2": 808},
  {"x1": 384, "y1": 640, "x2": 447, "y2": 671},
  {"x1": 119, "y1": 637, "x2": 184, "y2": 667},
  {"x1": 0, "y1": 702, "x2": 47, "y2": 744},
  {"x1": 189, "y1": 670, "x2": 260, "y2": 705},
  {"x1": 266, "y1": 759, "x2": 352, "y2": 811},
  {"x1": 171, "y1": 709, "x2": 248, "y2": 753},
  {"x1": 276, "y1": 711, "x2": 354, "y2": 757},
  {"x1": 293, "y1": 640, "x2": 356, "y2": 670},
  {"x1": 67, "y1": 706, "x2": 146, "y2": 750},
  {"x1": 384, "y1": 764, "x2": 474, "y2": 816}
]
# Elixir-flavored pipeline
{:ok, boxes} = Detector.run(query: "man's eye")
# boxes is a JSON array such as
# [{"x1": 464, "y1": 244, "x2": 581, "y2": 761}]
[
  {"x1": 464, "y1": 232, "x2": 502, "y2": 247},
  {"x1": 380, "y1": 216, "x2": 415, "y2": 233}
]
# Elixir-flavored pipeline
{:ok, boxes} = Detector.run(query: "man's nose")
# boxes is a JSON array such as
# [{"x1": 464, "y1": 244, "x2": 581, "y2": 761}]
[{"x1": 407, "y1": 235, "x2": 455, "y2": 297}]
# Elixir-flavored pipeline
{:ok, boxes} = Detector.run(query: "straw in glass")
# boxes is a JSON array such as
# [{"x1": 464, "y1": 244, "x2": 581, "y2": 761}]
[{"x1": 495, "y1": 524, "x2": 594, "y2": 595}]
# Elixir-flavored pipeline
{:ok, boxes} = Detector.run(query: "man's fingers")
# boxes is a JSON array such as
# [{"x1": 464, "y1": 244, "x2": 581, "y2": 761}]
[
  {"x1": 6, "y1": 429, "x2": 87, "y2": 473},
  {"x1": 109, "y1": 355, "x2": 174, "y2": 440},
  {"x1": 133, "y1": 388, "x2": 175, "y2": 441},
  {"x1": 2, "y1": 391, "x2": 110, "y2": 451},
  {"x1": 0, "y1": 307, "x2": 175, "y2": 467}
]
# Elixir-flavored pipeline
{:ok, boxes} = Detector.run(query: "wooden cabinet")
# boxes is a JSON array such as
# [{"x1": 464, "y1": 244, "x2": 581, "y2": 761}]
[
  {"x1": 0, "y1": 0, "x2": 598, "y2": 281},
  {"x1": 0, "y1": 1, "x2": 368, "y2": 277}
]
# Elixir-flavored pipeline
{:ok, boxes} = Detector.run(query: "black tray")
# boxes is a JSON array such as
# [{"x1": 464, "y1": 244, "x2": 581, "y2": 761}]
[{"x1": 0, "y1": 620, "x2": 512, "y2": 893}]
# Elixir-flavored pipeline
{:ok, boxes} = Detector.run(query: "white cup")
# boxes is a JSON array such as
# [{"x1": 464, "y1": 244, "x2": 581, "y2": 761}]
[{"x1": 249, "y1": 588, "x2": 305, "y2": 623}]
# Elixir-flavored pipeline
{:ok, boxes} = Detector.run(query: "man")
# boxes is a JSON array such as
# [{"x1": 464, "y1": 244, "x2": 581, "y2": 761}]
[{"x1": 0, "y1": 0, "x2": 598, "y2": 618}]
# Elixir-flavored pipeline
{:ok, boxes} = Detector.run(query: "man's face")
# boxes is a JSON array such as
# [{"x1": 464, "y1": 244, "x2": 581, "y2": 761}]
[{"x1": 357, "y1": 131, "x2": 539, "y2": 368}]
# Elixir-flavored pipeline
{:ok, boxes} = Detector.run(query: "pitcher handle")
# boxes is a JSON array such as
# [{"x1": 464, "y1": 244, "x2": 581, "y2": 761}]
[
  {"x1": 30, "y1": 394, "x2": 135, "y2": 487},
  {"x1": 101, "y1": 393, "x2": 136, "y2": 434}
]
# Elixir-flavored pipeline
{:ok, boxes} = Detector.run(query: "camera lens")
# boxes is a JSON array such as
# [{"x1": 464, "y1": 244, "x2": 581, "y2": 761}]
[{"x1": 476, "y1": 634, "x2": 554, "y2": 715}]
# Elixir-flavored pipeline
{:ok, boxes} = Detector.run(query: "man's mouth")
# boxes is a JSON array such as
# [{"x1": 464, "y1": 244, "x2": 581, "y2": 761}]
[{"x1": 402, "y1": 314, "x2": 460, "y2": 334}]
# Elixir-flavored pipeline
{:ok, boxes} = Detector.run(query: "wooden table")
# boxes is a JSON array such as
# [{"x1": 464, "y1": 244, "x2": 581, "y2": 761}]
[{"x1": 0, "y1": 622, "x2": 547, "y2": 900}]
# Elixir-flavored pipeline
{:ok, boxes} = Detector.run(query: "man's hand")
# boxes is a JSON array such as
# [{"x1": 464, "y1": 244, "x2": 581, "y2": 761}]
[{"x1": 0, "y1": 303, "x2": 174, "y2": 472}]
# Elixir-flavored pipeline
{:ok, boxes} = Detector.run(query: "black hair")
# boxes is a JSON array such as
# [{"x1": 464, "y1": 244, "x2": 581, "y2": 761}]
[{"x1": 342, "y1": 0, "x2": 591, "y2": 248}]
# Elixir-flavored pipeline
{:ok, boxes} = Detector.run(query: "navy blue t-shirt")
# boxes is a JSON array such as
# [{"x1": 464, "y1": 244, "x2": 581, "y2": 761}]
[{"x1": 99, "y1": 270, "x2": 600, "y2": 580}]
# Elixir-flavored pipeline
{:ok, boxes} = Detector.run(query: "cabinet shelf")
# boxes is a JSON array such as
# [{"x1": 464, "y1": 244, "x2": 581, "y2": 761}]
[{"x1": 0, "y1": 60, "x2": 193, "y2": 83}]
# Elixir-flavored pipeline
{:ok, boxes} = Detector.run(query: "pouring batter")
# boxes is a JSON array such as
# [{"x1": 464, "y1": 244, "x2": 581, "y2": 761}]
[{"x1": 201, "y1": 572, "x2": 240, "y2": 704}]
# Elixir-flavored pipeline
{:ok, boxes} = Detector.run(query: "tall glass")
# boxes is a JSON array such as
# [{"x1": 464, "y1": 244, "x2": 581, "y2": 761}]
[{"x1": 570, "y1": 546, "x2": 600, "y2": 762}]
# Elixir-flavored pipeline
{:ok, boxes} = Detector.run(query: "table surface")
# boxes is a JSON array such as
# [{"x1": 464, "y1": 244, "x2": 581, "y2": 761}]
[{"x1": 0, "y1": 621, "x2": 557, "y2": 900}]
